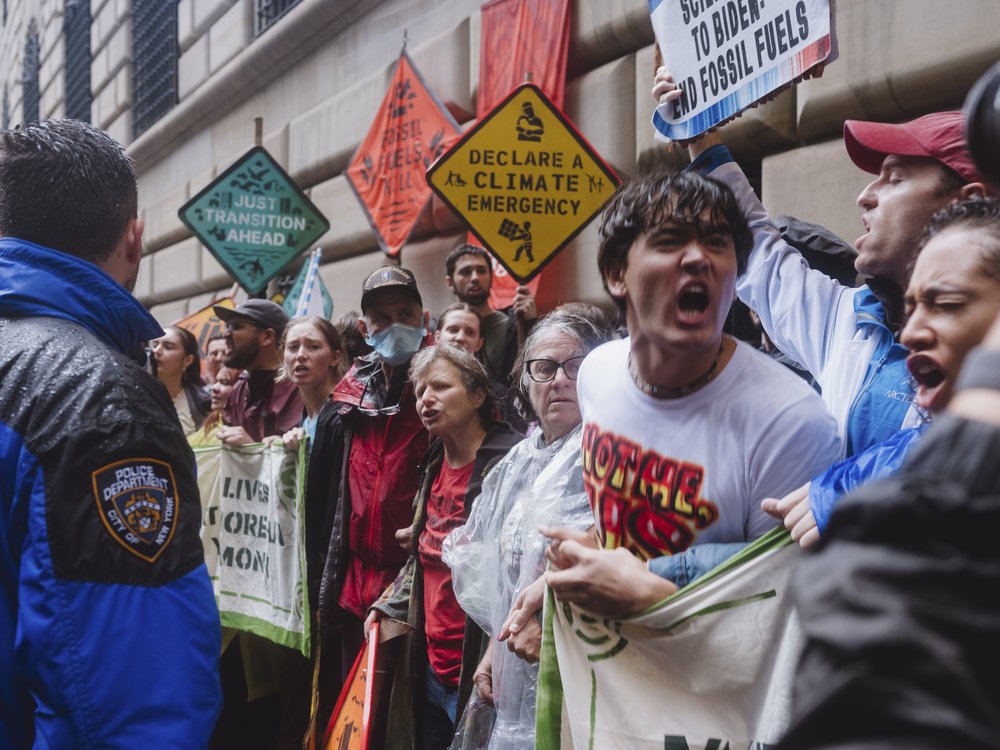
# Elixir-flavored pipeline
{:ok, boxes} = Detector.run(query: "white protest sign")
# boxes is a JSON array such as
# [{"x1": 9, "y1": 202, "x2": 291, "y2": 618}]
[
  {"x1": 536, "y1": 528, "x2": 802, "y2": 750},
  {"x1": 196, "y1": 443, "x2": 310, "y2": 657},
  {"x1": 651, "y1": 0, "x2": 837, "y2": 141}
]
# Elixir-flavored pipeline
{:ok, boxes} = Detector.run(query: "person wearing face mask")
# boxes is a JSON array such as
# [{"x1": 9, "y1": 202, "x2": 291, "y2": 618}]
[{"x1": 308, "y1": 266, "x2": 432, "y2": 731}]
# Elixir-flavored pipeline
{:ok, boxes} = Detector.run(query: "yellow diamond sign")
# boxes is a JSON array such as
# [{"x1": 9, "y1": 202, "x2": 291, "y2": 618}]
[{"x1": 427, "y1": 83, "x2": 619, "y2": 282}]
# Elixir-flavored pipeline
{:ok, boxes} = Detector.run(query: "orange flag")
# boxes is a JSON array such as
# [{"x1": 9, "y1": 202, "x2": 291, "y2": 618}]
[
  {"x1": 322, "y1": 621, "x2": 384, "y2": 750},
  {"x1": 478, "y1": 0, "x2": 571, "y2": 308},
  {"x1": 479, "y1": 0, "x2": 571, "y2": 116},
  {"x1": 347, "y1": 51, "x2": 462, "y2": 257}
]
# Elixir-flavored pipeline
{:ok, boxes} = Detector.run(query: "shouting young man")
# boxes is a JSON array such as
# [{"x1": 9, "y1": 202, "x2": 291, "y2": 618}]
[{"x1": 545, "y1": 168, "x2": 840, "y2": 617}]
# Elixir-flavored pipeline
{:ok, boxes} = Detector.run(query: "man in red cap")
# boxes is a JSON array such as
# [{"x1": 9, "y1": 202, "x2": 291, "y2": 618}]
[
  {"x1": 657, "y1": 71, "x2": 989, "y2": 457},
  {"x1": 844, "y1": 111, "x2": 988, "y2": 285}
]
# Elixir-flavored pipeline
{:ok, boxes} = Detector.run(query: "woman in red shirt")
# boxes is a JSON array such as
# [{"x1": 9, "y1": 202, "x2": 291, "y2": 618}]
[{"x1": 365, "y1": 343, "x2": 520, "y2": 750}]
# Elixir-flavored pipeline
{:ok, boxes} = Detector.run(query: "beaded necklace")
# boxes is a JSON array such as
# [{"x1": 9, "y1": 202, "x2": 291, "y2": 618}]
[{"x1": 628, "y1": 339, "x2": 727, "y2": 399}]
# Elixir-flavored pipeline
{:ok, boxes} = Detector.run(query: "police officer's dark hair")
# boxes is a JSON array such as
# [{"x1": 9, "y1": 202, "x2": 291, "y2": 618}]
[
  {"x1": 0, "y1": 119, "x2": 138, "y2": 265},
  {"x1": 914, "y1": 196, "x2": 1000, "y2": 280},
  {"x1": 597, "y1": 168, "x2": 752, "y2": 319},
  {"x1": 445, "y1": 243, "x2": 493, "y2": 279}
]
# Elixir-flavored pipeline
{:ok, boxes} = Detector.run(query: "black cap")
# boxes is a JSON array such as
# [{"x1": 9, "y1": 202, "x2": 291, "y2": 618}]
[
  {"x1": 360, "y1": 266, "x2": 422, "y2": 312},
  {"x1": 213, "y1": 299, "x2": 290, "y2": 336}
]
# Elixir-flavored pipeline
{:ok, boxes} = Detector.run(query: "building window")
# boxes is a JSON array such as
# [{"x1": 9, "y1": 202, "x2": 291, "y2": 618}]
[
  {"x1": 64, "y1": 0, "x2": 92, "y2": 122},
  {"x1": 255, "y1": 0, "x2": 302, "y2": 37},
  {"x1": 22, "y1": 21, "x2": 40, "y2": 124},
  {"x1": 132, "y1": 0, "x2": 178, "y2": 137}
]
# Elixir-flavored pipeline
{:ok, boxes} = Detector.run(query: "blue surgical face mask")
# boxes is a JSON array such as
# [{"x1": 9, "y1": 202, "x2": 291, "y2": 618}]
[{"x1": 365, "y1": 322, "x2": 425, "y2": 367}]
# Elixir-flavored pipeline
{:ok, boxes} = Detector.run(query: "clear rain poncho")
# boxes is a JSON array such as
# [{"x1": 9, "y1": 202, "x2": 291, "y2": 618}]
[{"x1": 443, "y1": 423, "x2": 594, "y2": 750}]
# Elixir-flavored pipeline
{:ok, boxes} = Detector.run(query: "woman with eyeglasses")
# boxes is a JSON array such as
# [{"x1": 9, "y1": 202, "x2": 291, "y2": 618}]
[
  {"x1": 442, "y1": 310, "x2": 614, "y2": 750},
  {"x1": 363, "y1": 343, "x2": 521, "y2": 750}
]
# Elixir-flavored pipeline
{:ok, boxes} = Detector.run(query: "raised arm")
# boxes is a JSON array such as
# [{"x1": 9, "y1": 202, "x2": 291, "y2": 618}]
[{"x1": 655, "y1": 67, "x2": 857, "y2": 381}]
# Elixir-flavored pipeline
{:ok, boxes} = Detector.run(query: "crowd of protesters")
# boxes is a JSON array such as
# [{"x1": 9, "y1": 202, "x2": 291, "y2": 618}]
[{"x1": 3, "y1": 71, "x2": 1000, "y2": 750}]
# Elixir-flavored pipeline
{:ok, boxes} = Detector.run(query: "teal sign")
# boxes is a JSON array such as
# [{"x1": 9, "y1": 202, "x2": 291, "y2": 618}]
[{"x1": 179, "y1": 146, "x2": 330, "y2": 294}]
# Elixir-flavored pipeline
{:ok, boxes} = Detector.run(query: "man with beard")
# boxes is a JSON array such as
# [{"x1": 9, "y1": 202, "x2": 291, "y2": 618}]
[
  {"x1": 210, "y1": 298, "x2": 306, "y2": 748},
  {"x1": 213, "y1": 298, "x2": 303, "y2": 444},
  {"x1": 655, "y1": 72, "x2": 990, "y2": 455},
  {"x1": 444, "y1": 244, "x2": 536, "y2": 382}
]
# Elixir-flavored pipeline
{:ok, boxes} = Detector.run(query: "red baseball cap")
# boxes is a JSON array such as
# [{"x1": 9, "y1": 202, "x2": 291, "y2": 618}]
[{"x1": 843, "y1": 111, "x2": 984, "y2": 185}]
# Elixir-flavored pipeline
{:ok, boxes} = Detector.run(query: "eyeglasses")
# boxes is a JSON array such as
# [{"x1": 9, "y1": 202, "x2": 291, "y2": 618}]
[
  {"x1": 525, "y1": 356, "x2": 586, "y2": 383},
  {"x1": 226, "y1": 320, "x2": 262, "y2": 334},
  {"x1": 357, "y1": 401, "x2": 402, "y2": 417},
  {"x1": 354, "y1": 372, "x2": 406, "y2": 416}
]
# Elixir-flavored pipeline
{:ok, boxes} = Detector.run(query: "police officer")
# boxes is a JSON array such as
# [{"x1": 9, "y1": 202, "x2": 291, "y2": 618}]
[{"x1": 0, "y1": 120, "x2": 221, "y2": 748}]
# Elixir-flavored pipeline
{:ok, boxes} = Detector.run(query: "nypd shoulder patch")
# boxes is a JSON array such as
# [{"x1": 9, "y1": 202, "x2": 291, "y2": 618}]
[{"x1": 92, "y1": 458, "x2": 179, "y2": 563}]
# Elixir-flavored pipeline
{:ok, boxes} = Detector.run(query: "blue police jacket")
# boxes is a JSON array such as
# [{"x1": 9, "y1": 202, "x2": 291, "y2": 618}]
[{"x1": 0, "y1": 238, "x2": 221, "y2": 749}]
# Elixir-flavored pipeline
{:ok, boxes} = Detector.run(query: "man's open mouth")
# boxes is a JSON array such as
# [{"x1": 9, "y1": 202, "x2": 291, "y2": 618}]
[{"x1": 678, "y1": 283, "x2": 710, "y2": 322}]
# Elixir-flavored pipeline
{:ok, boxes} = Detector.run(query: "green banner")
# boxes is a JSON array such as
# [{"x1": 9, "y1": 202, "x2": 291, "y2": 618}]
[
  {"x1": 195, "y1": 442, "x2": 310, "y2": 657},
  {"x1": 537, "y1": 528, "x2": 798, "y2": 750}
]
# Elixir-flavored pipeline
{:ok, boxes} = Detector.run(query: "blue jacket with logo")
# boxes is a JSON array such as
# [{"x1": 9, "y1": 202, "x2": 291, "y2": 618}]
[
  {"x1": 694, "y1": 146, "x2": 920, "y2": 456},
  {"x1": 0, "y1": 238, "x2": 221, "y2": 748},
  {"x1": 809, "y1": 423, "x2": 928, "y2": 534}
]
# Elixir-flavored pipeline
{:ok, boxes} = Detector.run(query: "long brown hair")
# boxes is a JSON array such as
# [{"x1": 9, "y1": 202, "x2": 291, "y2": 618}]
[
  {"x1": 280, "y1": 316, "x2": 348, "y2": 383},
  {"x1": 166, "y1": 326, "x2": 204, "y2": 387}
]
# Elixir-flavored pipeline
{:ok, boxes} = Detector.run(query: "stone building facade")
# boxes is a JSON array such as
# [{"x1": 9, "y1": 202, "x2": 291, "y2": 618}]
[{"x1": 1, "y1": 0, "x2": 998, "y2": 326}]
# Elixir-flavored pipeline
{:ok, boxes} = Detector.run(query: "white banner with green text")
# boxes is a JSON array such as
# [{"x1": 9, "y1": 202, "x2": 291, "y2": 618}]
[
  {"x1": 195, "y1": 443, "x2": 310, "y2": 657},
  {"x1": 536, "y1": 528, "x2": 801, "y2": 750}
]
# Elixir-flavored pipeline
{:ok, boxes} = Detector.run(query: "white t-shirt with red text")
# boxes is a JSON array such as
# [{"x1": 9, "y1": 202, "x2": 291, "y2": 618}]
[{"x1": 577, "y1": 338, "x2": 840, "y2": 558}]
